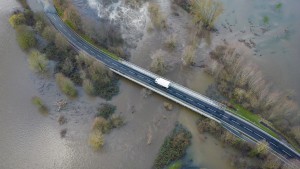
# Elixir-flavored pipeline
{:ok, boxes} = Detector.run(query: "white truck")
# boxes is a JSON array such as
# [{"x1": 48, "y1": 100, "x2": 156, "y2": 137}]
[{"x1": 155, "y1": 78, "x2": 171, "y2": 88}]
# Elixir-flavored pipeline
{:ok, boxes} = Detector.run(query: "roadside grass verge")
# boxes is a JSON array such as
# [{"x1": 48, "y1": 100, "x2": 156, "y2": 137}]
[
  {"x1": 227, "y1": 101, "x2": 278, "y2": 139},
  {"x1": 61, "y1": 18, "x2": 120, "y2": 61}
]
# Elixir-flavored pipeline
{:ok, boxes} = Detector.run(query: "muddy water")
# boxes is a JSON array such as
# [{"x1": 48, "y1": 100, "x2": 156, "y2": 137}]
[
  {"x1": 1, "y1": 1, "x2": 179, "y2": 169},
  {"x1": 215, "y1": 0, "x2": 300, "y2": 101},
  {"x1": 0, "y1": 1, "x2": 71, "y2": 168}
]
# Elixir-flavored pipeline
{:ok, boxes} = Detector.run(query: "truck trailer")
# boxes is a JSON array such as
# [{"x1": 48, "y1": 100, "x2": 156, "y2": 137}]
[{"x1": 155, "y1": 78, "x2": 171, "y2": 88}]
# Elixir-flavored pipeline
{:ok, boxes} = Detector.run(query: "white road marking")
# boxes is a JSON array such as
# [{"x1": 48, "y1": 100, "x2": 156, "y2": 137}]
[
  {"x1": 254, "y1": 132, "x2": 263, "y2": 138},
  {"x1": 244, "y1": 127, "x2": 252, "y2": 132},
  {"x1": 91, "y1": 51, "x2": 95, "y2": 54},
  {"x1": 232, "y1": 120, "x2": 240, "y2": 125},
  {"x1": 59, "y1": 24, "x2": 63, "y2": 28},
  {"x1": 176, "y1": 93, "x2": 183, "y2": 97},
  {"x1": 187, "y1": 98, "x2": 193, "y2": 102},
  {"x1": 197, "y1": 103, "x2": 204, "y2": 107},
  {"x1": 270, "y1": 142, "x2": 278, "y2": 147},
  {"x1": 282, "y1": 150, "x2": 291, "y2": 157},
  {"x1": 220, "y1": 114, "x2": 228, "y2": 118}
]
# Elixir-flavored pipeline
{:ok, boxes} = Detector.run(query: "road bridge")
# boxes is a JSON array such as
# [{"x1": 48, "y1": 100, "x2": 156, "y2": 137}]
[{"x1": 44, "y1": 9, "x2": 300, "y2": 163}]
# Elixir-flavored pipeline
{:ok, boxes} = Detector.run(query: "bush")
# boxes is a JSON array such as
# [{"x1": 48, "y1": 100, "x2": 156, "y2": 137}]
[
  {"x1": 9, "y1": 13, "x2": 26, "y2": 28},
  {"x1": 42, "y1": 26, "x2": 57, "y2": 43},
  {"x1": 86, "y1": 61, "x2": 119, "y2": 100},
  {"x1": 164, "y1": 34, "x2": 177, "y2": 50},
  {"x1": 96, "y1": 103, "x2": 116, "y2": 119},
  {"x1": 15, "y1": 25, "x2": 36, "y2": 51},
  {"x1": 167, "y1": 161, "x2": 182, "y2": 169},
  {"x1": 28, "y1": 50, "x2": 49, "y2": 73},
  {"x1": 109, "y1": 115, "x2": 125, "y2": 129},
  {"x1": 88, "y1": 130, "x2": 104, "y2": 150},
  {"x1": 83, "y1": 79, "x2": 95, "y2": 96},
  {"x1": 31, "y1": 96, "x2": 48, "y2": 114},
  {"x1": 55, "y1": 73, "x2": 77, "y2": 97},
  {"x1": 17, "y1": 0, "x2": 30, "y2": 9},
  {"x1": 92, "y1": 117, "x2": 111, "y2": 134},
  {"x1": 148, "y1": 3, "x2": 167, "y2": 29},
  {"x1": 55, "y1": 33, "x2": 69, "y2": 51},
  {"x1": 150, "y1": 49, "x2": 167, "y2": 74},
  {"x1": 182, "y1": 45, "x2": 196, "y2": 66},
  {"x1": 153, "y1": 123, "x2": 192, "y2": 169},
  {"x1": 190, "y1": 0, "x2": 223, "y2": 29}
]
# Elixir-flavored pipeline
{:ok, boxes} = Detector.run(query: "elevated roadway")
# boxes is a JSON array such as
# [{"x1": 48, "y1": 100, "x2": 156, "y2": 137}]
[{"x1": 45, "y1": 11, "x2": 300, "y2": 162}]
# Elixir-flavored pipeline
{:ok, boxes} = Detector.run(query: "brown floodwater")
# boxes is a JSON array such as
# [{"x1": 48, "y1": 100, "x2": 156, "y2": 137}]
[{"x1": 1, "y1": 0, "x2": 300, "y2": 168}]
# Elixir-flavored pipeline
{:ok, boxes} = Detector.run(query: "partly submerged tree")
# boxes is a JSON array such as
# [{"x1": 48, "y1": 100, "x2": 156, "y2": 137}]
[
  {"x1": 150, "y1": 49, "x2": 167, "y2": 74},
  {"x1": 28, "y1": 50, "x2": 49, "y2": 73},
  {"x1": 190, "y1": 0, "x2": 224, "y2": 30}
]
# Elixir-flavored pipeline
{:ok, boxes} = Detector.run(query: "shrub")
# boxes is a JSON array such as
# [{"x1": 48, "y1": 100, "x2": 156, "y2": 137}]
[
  {"x1": 263, "y1": 16, "x2": 269, "y2": 25},
  {"x1": 173, "y1": 0, "x2": 191, "y2": 12},
  {"x1": 190, "y1": 0, "x2": 224, "y2": 29},
  {"x1": 17, "y1": 0, "x2": 30, "y2": 9},
  {"x1": 153, "y1": 123, "x2": 192, "y2": 169},
  {"x1": 15, "y1": 25, "x2": 36, "y2": 51},
  {"x1": 31, "y1": 96, "x2": 48, "y2": 114},
  {"x1": 249, "y1": 140, "x2": 269, "y2": 157},
  {"x1": 63, "y1": 6, "x2": 82, "y2": 31},
  {"x1": 182, "y1": 45, "x2": 196, "y2": 66},
  {"x1": 42, "y1": 26, "x2": 57, "y2": 43},
  {"x1": 148, "y1": 3, "x2": 167, "y2": 29},
  {"x1": 83, "y1": 79, "x2": 95, "y2": 96},
  {"x1": 9, "y1": 13, "x2": 26, "y2": 28},
  {"x1": 275, "y1": 3, "x2": 282, "y2": 10},
  {"x1": 88, "y1": 130, "x2": 104, "y2": 150},
  {"x1": 58, "y1": 115, "x2": 67, "y2": 125},
  {"x1": 150, "y1": 49, "x2": 167, "y2": 74},
  {"x1": 164, "y1": 34, "x2": 177, "y2": 50},
  {"x1": 53, "y1": 0, "x2": 69, "y2": 16},
  {"x1": 55, "y1": 73, "x2": 77, "y2": 97},
  {"x1": 86, "y1": 61, "x2": 119, "y2": 100},
  {"x1": 92, "y1": 117, "x2": 111, "y2": 133},
  {"x1": 167, "y1": 161, "x2": 182, "y2": 169},
  {"x1": 55, "y1": 33, "x2": 69, "y2": 51},
  {"x1": 96, "y1": 103, "x2": 116, "y2": 119},
  {"x1": 28, "y1": 50, "x2": 49, "y2": 73},
  {"x1": 109, "y1": 115, "x2": 125, "y2": 129}
]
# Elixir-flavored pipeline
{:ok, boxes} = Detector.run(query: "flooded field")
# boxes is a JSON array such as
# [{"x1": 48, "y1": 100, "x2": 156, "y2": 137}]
[{"x1": 1, "y1": 0, "x2": 300, "y2": 169}]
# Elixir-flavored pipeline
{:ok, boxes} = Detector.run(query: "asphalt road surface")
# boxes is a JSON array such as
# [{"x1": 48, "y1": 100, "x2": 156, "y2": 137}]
[{"x1": 46, "y1": 12, "x2": 300, "y2": 161}]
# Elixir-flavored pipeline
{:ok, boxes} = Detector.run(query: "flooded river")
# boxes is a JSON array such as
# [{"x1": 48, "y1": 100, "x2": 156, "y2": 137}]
[{"x1": 1, "y1": 0, "x2": 300, "y2": 168}]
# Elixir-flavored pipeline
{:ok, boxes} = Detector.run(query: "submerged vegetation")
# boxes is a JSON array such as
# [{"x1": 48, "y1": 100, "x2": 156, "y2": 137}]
[
  {"x1": 150, "y1": 49, "x2": 167, "y2": 74},
  {"x1": 31, "y1": 96, "x2": 48, "y2": 114},
  {"x1": 28, "y1": 50, "x2": 49, "y2": 74},
  {"x1": 148, "y1": 2, "x2": 167, "y2": 29},
  {"x1": 88, "y1": 130, "x2": 105, "y2": 150},
  {"x1": 153, "y1": 123, "x2": 192, "y2": 169},
  {"x1": 190, "y1": 0, "x2": 224, "y2": 29},
  {"x1": 55, "y1": 73, "x2": 77, "y2": 97},
  {"x1": 205, "y1": 44, "x2": 300, "y2": 152}
]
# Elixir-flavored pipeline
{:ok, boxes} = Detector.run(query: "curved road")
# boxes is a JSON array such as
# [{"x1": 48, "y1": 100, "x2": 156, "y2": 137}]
[{"x1": 45, "y1": 12, "x2": 300, "y2": 161}]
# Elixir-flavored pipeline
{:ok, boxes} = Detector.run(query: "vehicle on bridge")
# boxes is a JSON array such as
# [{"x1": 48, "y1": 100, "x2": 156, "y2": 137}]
[{"x1": 155, "y1": 78, "x2": 171, "y2": 88}]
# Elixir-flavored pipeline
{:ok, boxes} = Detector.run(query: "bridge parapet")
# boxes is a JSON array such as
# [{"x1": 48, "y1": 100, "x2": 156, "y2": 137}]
[{"x1": 121, "y1": 60, "x2": 226, "y2": 110}]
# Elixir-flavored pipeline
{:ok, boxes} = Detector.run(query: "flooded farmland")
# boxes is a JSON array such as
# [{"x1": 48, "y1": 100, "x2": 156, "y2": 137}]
[{"x1": 1, "y1": 0, "x2": 300, "y2": 169}]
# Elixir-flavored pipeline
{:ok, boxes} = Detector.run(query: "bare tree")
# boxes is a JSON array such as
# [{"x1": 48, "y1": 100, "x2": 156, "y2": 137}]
[
  {"x1": 262, "y1": 154, "x2": 282, "y2": 169},
  {"x1": 182, "y1": 45, "x2": 196, "y2": 66},
  {"x1": 150, "y1": 49, "x2": 167, "y2": 74},
  {"x1": 190, "y1": 0, "x2": 224, "y2": 29}
]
